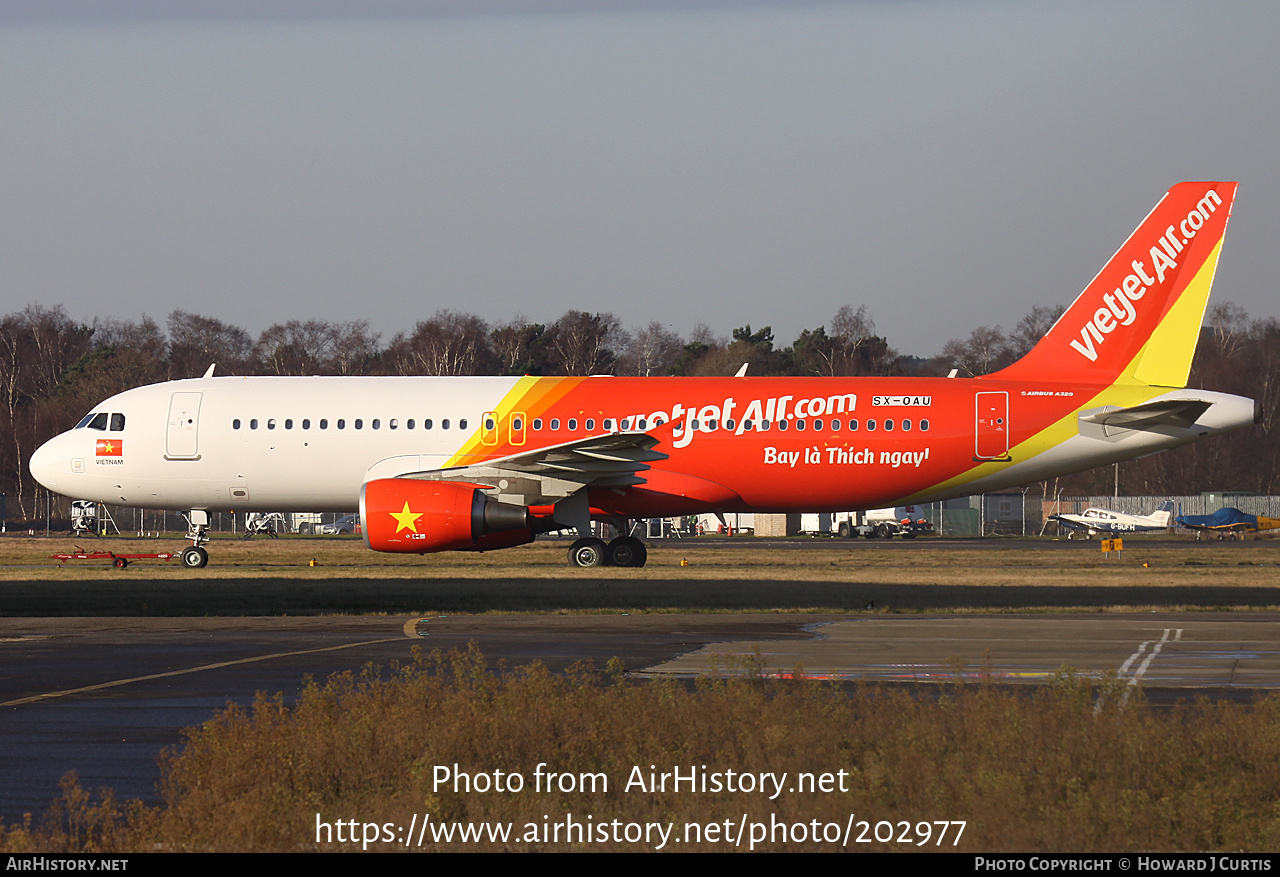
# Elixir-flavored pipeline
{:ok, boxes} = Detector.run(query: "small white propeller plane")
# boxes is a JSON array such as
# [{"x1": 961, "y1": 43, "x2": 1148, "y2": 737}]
[{"x1": 1049, "y1": 500, "x2": 1174, "y2": 539}]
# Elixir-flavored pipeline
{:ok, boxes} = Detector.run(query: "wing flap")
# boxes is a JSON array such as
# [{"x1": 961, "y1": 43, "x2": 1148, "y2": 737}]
[{"x1": 398, "y1": 431, "x2": 668, "y2": 505}]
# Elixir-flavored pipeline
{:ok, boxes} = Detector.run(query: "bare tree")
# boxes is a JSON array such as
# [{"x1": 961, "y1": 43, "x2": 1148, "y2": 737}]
[
  {"x1": 618, "y1": 322, "x2": 682, "y2": 376},
  {"x1": 386, "y1": 311, "x2": 492, "y2": 376},
  {"x1": 1009, "y1": 304, "x2": 1066, "y2": 360},
  {"x1": 1206, "y1": 301, "x2": 1251, "y2": 361},
  {"x1": 328, "y1": 321, "x2": 381, "y2": 375},
  {"x1": 0, "y1": 306, "x2": 93, "y2": 518},
  {"x1": 544, "y1": 311, "x2": 626, "y2": 375},
  {"x1": 167, "y1": 311, "x2": 253, "y2": 377},
  {"x1": 941, "y1": 325, "x2": 1015, "y2": 377},
  {"x1": 491, "y1": 316, "x2": 546, "y2": 376}
]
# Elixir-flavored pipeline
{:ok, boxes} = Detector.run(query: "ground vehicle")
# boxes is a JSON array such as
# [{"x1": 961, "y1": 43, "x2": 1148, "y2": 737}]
[
  {"x1": 834, "y1": 507, "x2": 934, "y2": 539},
  {"x1": 319, "y1": 514, "x2": 360, "y2": 535}
]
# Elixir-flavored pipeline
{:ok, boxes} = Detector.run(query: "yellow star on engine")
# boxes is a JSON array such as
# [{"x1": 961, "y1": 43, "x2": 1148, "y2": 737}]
[{"x1": 390, "y1": 501, "x2": 422, "y2": 534}]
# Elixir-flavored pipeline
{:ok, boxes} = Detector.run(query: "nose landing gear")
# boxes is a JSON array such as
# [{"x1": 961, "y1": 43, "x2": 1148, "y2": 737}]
[{"x1": 181, "y1": 510, "x2": 211, "y2": 568}]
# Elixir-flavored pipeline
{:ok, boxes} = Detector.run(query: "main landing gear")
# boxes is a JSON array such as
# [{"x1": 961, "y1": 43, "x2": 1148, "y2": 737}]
[{"x1": 567, "y1": 535, "x2": 648, "y2": 568}]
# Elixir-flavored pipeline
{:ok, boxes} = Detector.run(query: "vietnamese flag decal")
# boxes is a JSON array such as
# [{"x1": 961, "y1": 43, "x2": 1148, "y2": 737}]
[{"x1": 95, "y1": 439, "x2": 123, "y2": 457}]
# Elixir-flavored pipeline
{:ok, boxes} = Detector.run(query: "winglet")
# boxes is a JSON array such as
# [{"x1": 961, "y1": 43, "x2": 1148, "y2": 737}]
[{"x1": 992, "y1": 182, "x2": 1238, "y2": 388}]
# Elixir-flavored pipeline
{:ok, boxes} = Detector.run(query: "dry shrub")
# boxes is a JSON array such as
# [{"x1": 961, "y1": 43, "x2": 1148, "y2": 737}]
[{"x1": 5, "y1": 648, "x2": 1280, "y2": 852}]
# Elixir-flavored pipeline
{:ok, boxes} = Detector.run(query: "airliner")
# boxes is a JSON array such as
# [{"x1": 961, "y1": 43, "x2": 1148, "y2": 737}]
[
  {"x1": 28, "y1": 182, "x2": 1257, "y2": 569},
  {"x1": 1049, "y1": 500, "x2": 1174, "y2": 539}
]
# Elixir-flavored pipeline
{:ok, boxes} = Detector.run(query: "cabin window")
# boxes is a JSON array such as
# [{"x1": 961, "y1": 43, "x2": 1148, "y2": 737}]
[
  {"x1": 884, "y1": 420, "x2": 894, "y2": 431},
  {"x1": 233, "y1": 419, "x2": 241, "y2": 430},
  {"x1": 637, "y1": 418, "x2": 647, "y2": 429},
  {"x1": 302, "y1": 419, "x2": 310, "y2": 429},
  {"x1": 512, "y1": 417, "x2": 523, "y2": 431},
  {"x1": 533, "y1": 418, "x2": 543, "y2": 430},
  {"x1": 759, "y1": 420, "x2": 770, "y2": 431},
  {"x1": 777, "y1": 420, "x2": 788, "y2": 431},
  {"x1": 337, "y1": 419, "x2": 345, "y2": 429},
  {"x1": 372, "y1": 419, "x2": 380, "y2": 429},
  {"x1": 849, "y1": 420, "x2": 858, "y2": 431},
  {"x1": 795, "y1": 420, "x2": 805, "y2": 431},
  {"x1": 867, "y1": 420, "x2": 876, "y2": 431},
  {"x1": 406, "y1": 419, "x2": 414, "y2": 429},
  {"x1": 920, "y1": 419, "x2": 930, "y2": 431},
  {"x1": 442, "y1": 419, "x2": 451, "y2": 430},
  {"x1": 831, "y1": 419, "x2": 841, "y2": 431},
  {"x1": 424, "y1": 419, "x2": 433, "y2": 430},
  {"x1": 354, "y1": 419, "x2": 363, "y2": 430},
  {"x1": 725, "y1": 418, "x2": 735, "y2": 430},
  {"x1": 568, "y1": 418, "x2": 577, "y2": 430},
  {"x1": 267, "y1": 419, "x2": 276, "y2": 430},
  {"x1": 319, "y1": 419, "x2": 328, "y2": 429},
  {"x1": 550, "y1": 418, "x2": 560, "y2": 430},
  {"x1": 586, "y1": 418, "x2": 595, "y2": 431},
  {"x1": 459, "y1": 419, "x2": 467, "y2": 430},
  {"x1": 250, "y1": 419, "x2": 259, "y2": 429},
  {"x1": 285, "y1": 419, "x2": 293, "y2": 429},
  {"x1": 110, "y1": 413, "x2": 126, "y2": 431},
  {"x1": 902, "y1": 419, "x2": 912, "y2": 431}
]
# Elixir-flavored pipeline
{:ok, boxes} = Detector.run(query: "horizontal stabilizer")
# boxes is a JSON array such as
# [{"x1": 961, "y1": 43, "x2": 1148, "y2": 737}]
[{"x1": 1079, "y1": 399, "x2": 1212, "y2": 436}]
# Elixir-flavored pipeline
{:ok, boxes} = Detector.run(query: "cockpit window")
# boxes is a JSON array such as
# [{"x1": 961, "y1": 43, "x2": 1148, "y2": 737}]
[
  {"x1": 110, "y1": 413, "x2": 125, "y2": 431},
  {"x1": 86, "y1": 413, "x2": 109, "y2": 431},
  {"x1": 74, "y1": 413, "x2": 94, "y2": 429}
]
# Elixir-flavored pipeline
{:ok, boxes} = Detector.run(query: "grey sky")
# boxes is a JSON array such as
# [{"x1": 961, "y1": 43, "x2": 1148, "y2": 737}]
[{"x1": 1, "y1": 1, "x2": 1276, "y2": 358}]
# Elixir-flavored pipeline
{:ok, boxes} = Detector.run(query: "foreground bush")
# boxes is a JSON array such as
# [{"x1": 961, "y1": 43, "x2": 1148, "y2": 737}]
[{"x1": 5, "y1": 645, "x2": 1280, "y2": 852}]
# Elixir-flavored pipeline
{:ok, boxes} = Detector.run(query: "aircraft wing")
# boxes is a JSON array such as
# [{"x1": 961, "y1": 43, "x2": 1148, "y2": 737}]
[
  {"x1": 400, "y1": 432, "x2": 670, "y2": 505},
  {"x1": 1048, "y1": 515, "x2": 1090, "y2": 532},
  {"x1": 1079, "y1": 399, "x2": 1213, "y2": 436}
]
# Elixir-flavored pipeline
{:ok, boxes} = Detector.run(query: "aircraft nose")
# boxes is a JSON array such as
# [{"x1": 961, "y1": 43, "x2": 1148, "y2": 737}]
[{"x1": 29, "y1": 436, "x2": 62, "y2": 491}]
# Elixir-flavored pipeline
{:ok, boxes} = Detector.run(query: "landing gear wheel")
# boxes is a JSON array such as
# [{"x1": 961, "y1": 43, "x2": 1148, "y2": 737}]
[
  {"x1": 181, "y1": 546, "x2": 209, "y2": 569},
  {"x1": 608, "y1": 536, "x2": 648, "y2": 568},
  {"x1": 568, "y1": 538, "x2": 608, "y2": 568},
  {"x1": 113, "y1": 557, "x2": 128, "y2": 569}
]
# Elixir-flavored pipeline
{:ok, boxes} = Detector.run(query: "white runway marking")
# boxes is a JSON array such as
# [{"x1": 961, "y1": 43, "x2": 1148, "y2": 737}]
[{"x1": 1112, "y1": 628, "x2": 1183, "y2": 707}]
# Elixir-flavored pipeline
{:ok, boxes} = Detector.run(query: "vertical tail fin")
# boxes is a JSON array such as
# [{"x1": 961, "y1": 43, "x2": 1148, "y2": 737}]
[{"x1": 993, "y1": 182, "x2": 1238, "y2": 387}]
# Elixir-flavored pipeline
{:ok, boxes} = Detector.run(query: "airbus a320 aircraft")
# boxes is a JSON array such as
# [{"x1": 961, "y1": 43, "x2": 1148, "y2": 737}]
[{"x1": 29, "y1": 182, "x2": 1257, "y2": 569}]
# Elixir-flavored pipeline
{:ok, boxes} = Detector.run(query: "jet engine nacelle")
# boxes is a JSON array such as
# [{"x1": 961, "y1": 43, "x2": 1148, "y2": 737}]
[{"x1": 360, "y1": 478, "x2": 531, "y2": 554}]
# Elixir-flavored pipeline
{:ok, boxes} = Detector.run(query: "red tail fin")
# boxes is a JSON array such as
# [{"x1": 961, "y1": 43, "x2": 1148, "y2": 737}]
[{"x1": 993, "y1": 182, "x2": 1237, "y2": 387}]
